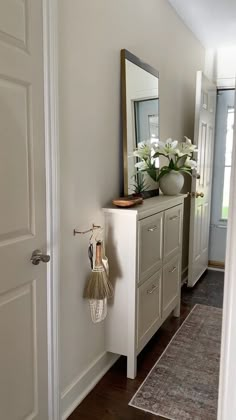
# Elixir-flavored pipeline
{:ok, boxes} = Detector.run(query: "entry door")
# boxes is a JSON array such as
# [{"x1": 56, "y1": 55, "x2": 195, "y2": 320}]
[
  {"x1": 0, "y1": 2, "x2": 49, "y2": 420},
  {"x1": 188, "y1": 71, "x2": 216, "y2": 287}
]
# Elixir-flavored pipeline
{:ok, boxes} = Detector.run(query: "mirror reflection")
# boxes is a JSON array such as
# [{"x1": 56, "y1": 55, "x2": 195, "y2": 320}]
[
  {"x1": 121, "y1": 49, "x2": 160, "y2": 196},
  {"x1": 134, "y1": 99, "x2": 159, "y2": 144}
]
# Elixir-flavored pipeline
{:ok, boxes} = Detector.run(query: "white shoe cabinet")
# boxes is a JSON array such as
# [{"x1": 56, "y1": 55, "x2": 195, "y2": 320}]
[{"x1": 103, "y1": 195, "x2": 185, "y2": 378}]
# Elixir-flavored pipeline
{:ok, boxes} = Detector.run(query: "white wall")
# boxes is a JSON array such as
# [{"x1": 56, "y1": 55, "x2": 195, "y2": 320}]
[
  {"x1": 58, "y1": 1, "x2": 205, "y2": 417},
  {"x1": 205, "y1": 46, "x2": 236, "y2": 88},
  {"x1": 217, "y1": 47, "x2": 236, "y2": 88}
]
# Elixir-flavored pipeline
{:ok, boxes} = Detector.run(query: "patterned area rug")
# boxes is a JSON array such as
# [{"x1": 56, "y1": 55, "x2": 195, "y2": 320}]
[{"x1": 129, "y1": 305, "x2": 222, "y2": 419}]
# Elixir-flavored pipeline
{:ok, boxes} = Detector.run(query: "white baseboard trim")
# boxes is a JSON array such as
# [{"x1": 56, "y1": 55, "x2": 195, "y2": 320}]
[
  {"x1": 208, "y1": 266, "x2": 225, "y2": 273},
  {"x1": 61, "y1": 351, "x2": 119, "y2": 420}
]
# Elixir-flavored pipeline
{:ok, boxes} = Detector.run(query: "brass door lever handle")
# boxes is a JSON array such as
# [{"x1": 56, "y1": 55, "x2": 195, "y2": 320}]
[
  {"x1": 195, "y1": 192, "x2": 204, "y2": 198},
  {"x1": 187, "y1": 192, "x2": 204, "y2": 198}
]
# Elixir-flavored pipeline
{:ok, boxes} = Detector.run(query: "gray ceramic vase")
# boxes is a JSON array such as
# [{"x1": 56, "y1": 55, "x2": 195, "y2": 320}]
[{"x1": 159, "y1": 170, "x2": 184, "y2": 195}]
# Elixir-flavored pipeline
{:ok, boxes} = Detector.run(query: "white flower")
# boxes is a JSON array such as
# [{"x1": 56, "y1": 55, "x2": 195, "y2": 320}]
[
  {"x1": 178, "y1": 144, "x2": 192, "y2": 157},
  {"x1": 135, "y1": 160, "x2": 149, "y2": 170},
  {"x1": 178, "y1": 137, "x2": 198, "y2": 156},
  {"x1": 177, "y1": 137, "x2": 198, "y2": 157},
  {"x1": 133, "y1": 141, "x2": 159, "y2": 160},
  {"x1": 133, "y1": 142, "x2": 152, "y2": 160},
  {"x1": 184, "y1": 136, "x2": 192, "y2": 144},
  {"x1": 185, "y1": 158, "x2": 197, "y2": 169},
  {"x1": 133, "y1": 136, "x2": 197, "y2": 178},
  {"x1": 184, "y1": 136, "x2": 198, "y2": 148},
  {"x1": 155, "y1": 138, "x2": 179, "y2": 160}
]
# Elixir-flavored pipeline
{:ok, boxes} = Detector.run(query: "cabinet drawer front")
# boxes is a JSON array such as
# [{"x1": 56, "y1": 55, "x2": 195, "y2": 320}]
[
  {"x1": 164, "y1": 206, "x2": 182, "y2": 262},
  {"x1": 138, "y1": 212, "x2": 163, "y2": 283},
  {"x1": 162, "y1": 255, "x2": 180, "y2": 317},
  {"x1": 137, "y1": 270, "x2": 161, "y2": 346}
]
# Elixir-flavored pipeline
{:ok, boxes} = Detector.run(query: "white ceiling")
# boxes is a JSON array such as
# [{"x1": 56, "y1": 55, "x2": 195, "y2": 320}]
[{"x1": 168, "y1": 0, "x2": 236, "y2": 48}]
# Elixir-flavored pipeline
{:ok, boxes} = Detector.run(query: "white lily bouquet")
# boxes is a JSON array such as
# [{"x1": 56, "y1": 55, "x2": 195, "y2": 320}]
[
  {"x1": 133, "y1": 137, "x2": 197, "y2": 195},
  {"x1": 134, "y1": 137, "x2": 197, "y2": 180}
]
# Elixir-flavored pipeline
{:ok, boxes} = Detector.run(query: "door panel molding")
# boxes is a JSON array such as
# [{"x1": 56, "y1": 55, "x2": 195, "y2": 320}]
[
  {"x1": 0, "y1": 0, "x2": 29, "y2": 51},
  {"x1": 199, "y1": 121, "x2": 207, "y2": 187},
  {"x1": 0, "y1": 76, "x2": 35, "y2": 242},
  {"x1": 0, "y1": 281, "x2": 39, "y2": 419}
]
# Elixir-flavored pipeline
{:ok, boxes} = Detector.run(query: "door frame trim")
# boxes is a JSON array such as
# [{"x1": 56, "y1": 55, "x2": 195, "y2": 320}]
[
  {"x1": 218, "y1": 87, "x2": 236, "y2": 420},
  {"x1": 42, "y1": 1, "x2": 60, "y2": 419}
]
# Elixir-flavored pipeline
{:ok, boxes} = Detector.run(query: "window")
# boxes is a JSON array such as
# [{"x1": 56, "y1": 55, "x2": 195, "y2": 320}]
[{"x1": 221, "y1": 107, "x2": 234, "y2": 219}]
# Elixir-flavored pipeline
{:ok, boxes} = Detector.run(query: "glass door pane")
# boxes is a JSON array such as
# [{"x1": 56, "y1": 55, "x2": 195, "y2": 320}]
[{"x1": 222, "y1": 166, "x2": 231, "y2": 219}]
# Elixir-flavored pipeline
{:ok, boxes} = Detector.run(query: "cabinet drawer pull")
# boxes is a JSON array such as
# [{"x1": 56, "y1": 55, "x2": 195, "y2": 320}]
[
  {"x1": 148, "y1": 225, "x2": 158, "y2": 232},
  {"x1": 169, "y1": 266, "x2": 177, "y2": 273},
  {"x1": 147, "y1": 284, "x2": 158, "y2": 294},
  {"x1": 169, "y1": 215, "x2": 179, "y2": 221}
]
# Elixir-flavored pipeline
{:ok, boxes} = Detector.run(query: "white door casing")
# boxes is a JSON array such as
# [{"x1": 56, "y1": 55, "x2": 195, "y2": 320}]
[
  {"x1": 0, "y1": 1, "x2": 49, "y2": 419},
  {"x1": 218, "y1": 76, "x2": 236, "y2": 420},
  {"x1": 188, "y1": 71, "x2": 216, "y2": 287},
  {"x1": 42, "y1": 0, "x2": 60, "y2": 418},
  {"x1": 209, "y1": 89, "x2": 235, "y2": 264}
]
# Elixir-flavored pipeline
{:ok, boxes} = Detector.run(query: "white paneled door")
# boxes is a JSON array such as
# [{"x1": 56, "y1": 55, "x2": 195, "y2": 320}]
[
  {"x1": 188, "y1": 71, "x2": 216, "y2": 287},
  {"x1": 0, "y1": 2, "x2": 49, "y2": 420}
]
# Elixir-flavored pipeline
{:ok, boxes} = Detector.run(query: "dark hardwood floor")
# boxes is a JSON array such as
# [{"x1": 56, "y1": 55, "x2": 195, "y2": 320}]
[{"x1": 68, "y1": 269, "x2": 224, "y2": 420}]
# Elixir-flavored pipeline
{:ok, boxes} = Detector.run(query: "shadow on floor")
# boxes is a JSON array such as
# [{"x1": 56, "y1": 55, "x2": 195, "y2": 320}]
[{"x1": 181, "y1": 269, "x2": 224, "y2": 309}]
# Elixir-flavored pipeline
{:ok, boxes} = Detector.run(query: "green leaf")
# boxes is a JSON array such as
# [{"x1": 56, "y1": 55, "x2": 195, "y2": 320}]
[
  {"x1": 153, "y1": 152, "x2": 170, "y2": 160},
  {"x1": 169, "y1": 159, "x2": 175, "y2": 169},
  {"x1": 160, "y1": 166, "x2": 170, "y2": 171},
  {"x1": 176, "y1": 154, "x2": 188, "y2": 168},
  {"x1": 146, "y1": 167, "x2": 158, "y2": 182},
  {"x1": 131, "y1": 172, "x2": 150, "y2": 193}
]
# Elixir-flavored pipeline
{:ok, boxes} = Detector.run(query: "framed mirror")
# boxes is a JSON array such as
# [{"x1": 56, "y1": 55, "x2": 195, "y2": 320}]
[{"x1": 121, "y1": 49, "x2": 160, "y2": 197}]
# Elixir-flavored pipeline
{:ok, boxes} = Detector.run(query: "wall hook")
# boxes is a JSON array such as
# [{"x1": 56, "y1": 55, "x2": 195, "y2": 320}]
[{"x1": 73, "y1": 224, "x2": 101, "y2": 236}]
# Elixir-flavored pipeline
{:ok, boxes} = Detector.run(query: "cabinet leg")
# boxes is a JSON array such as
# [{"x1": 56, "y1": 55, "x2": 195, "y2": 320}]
[
  {"x1": 173, "y1": 299, "x2": 180, "y2": 318},
  {"x1": 127, "y1": 355, "x2": 137, "y2": 379}
]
